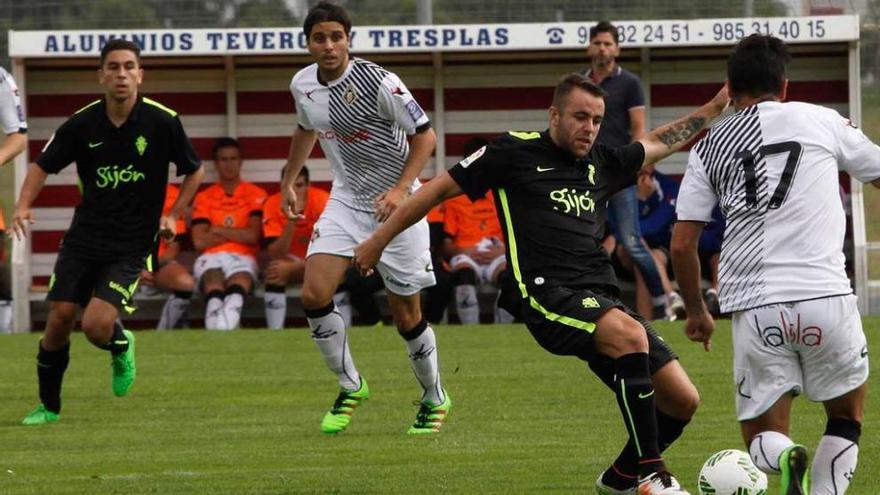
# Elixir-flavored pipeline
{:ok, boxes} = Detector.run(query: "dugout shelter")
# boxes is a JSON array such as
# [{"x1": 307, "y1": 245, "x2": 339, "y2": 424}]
[{"x1": 5, "y1": 15, "x2": 866, "y2": 331}]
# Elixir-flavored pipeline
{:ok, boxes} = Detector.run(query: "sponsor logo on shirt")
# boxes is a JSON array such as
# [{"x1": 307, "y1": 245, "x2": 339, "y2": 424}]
[
  {"x1": 549, "y1": 187, "x2": 596, "y2": 217},
  {"x1": 96, "y1": 164, "x2": 146, "y2": 189},
  {"x1": 317, "y1": 129, "x2": 371, "y2": 144}
]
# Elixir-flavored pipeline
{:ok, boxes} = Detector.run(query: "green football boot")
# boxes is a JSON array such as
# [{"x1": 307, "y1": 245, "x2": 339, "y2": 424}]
[
  {"x1": 21, "y1": 404, "x2": 60, "y2": 426},
  {"x1": 779, "y1": 444, "x2": 810, "y2": 495},
  {"x1": 407, "y1": 389, "x2": 452, "y2": 434},
  {"x1": 111, "y1": 329, "x2": 137, "y2": 397},
  {"x1": 321, "y1": 377, "x2": 370, "y2": 434}
]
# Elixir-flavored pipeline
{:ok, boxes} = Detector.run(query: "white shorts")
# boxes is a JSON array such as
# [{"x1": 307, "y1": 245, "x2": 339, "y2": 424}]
[
  {"x1": 450, "y1": 252, "x2": 506, "y2": 285},
  {"x1": 307, "y1": 198, "x2": 435, "y2": 296},
  {"x1": 732, "y1": 294, "x2": 869, "y2": 421},
  {"x1": 193, "y1": 252, "x2": 259, "y2": 284}
]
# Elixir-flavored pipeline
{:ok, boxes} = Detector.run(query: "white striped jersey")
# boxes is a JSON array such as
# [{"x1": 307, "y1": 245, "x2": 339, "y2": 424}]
[
  {"x1": 676, "y1": 101, "x2": 880, "y2": 313},
  {"x1": 0, "y1": 66, "x2": 27, "y2": 135},
  {"x1": 290, "y1": 58, "x2": 430, "y2": 212}
]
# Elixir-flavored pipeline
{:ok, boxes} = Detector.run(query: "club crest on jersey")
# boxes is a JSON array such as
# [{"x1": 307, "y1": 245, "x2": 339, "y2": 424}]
[
  {"x1": 587, "y1": 164, "x2": 596, "y2": 185},
  {"x1": 343, "y1": 84, "x2": 358, "y2": 105},
  {"x1": 224, "y1": 216, "x2": 234, "y2": 227},
  {"x1": 459, "y1": 145, "x2": 486, "y2": 169},
  {"x1": 136, "y1": 135, "x2": 148, "y2": 156}
]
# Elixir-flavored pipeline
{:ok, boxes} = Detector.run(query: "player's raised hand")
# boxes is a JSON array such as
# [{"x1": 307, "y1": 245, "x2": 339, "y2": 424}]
[
  {"x1": 374, "y1": 187, "x2": 408, "y2": 222},
  {"x1": 711, "y1": 83, "x2": 731, "y2": 113},
  {"x1": 352, "y1": 237, "x2": 382, "y2": 277},
  {"x1": 684, "y1": 309, "x2": 715, "y2": 352},
  {"x1": 281, "y1": 181, "x2": 304, "y2": 221},
  {"x1": 11, "y1": 205, "x2": 34, "y2": 240},
  {"x1": 158, "y1": 215, "x2": 177, "y2": 240}
]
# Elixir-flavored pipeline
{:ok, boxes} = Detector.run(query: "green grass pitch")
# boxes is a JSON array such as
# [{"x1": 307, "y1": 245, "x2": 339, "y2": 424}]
[{"x1": 0, "y1": 319, "x2": 877, "y2": 494}]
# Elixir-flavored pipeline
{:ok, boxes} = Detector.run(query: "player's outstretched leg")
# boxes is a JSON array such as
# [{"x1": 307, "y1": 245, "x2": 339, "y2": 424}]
[
  {"x1": 398, "y1": 319, "x2": 450, "y2": 434},
  {"x1": 307, "y1": 301, "x2": 365, "y2": 434},
  {"x1": 105, "y1": 321, "x2": 136, "y2": 397},
  {"x1": 597, "y1": 355, "x2": 697, "y2": 494},
  {"x1": 22, "y1": 340, "x2": 69, "y2": 426},
  {"x1": 748, "y1": 431, "x2": 809, "y2": 495}
]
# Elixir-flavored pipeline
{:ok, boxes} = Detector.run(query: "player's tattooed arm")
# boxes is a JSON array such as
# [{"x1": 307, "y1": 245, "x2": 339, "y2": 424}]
[
  {"x1": 656, "y1": 116, "x2": 706, "y2": 148},
  {"x1": 639, "y1": 84, "x2": 729, "y2": 167}
]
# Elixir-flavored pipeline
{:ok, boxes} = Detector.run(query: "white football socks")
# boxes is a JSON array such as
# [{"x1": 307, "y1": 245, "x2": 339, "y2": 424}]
[
  {"x1": 402, "y1": 323, "x2": 444, "y2": 405},
  {"x1": 812, "y1": 434, "x2": 859, "y2": 494},
  {"x1": 308, "y1": 304, "x2": 360, "y2": 391}
]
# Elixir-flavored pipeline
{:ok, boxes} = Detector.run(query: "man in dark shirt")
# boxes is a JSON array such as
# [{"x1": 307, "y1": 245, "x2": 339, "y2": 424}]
[
  {"x1": 11, "y1": 39, "x2": 204, "y2": 426},
  {"x1": 585, "y1": 21, "x2": 675, "y2": 320},
  {"x1": 354, "y1": 73, "x2": 729, "y2": 494}
]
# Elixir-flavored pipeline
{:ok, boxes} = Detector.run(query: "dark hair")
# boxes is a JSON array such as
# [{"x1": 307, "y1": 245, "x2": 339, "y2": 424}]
[
  {"x1": 303, "y1": 1, "x2": 352, "y2": 38},
  {"x1": 463, "y1": 137, "x2": 488, "y2": 157},
  {"x1": 212, "y1": 137, "x2": 241, "y2": 160},
  {"x1": 589, "y1": 21, "x2": 618, "y2": 44},
  {"x1": 553, "y1": 73, "x2": 605, "y2": 109},
  {"x1": 100, "y1": 39, "x2": 141, "y2": 67},
  {"x1": 727, "y1": 34, "x2": 790, "y2": 98},
  {"x1": 279, "y1": 165, "x2": 310, "y2": 182}
]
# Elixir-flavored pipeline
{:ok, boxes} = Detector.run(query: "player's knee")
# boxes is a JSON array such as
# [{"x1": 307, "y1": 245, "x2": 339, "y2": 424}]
[
  {"x1": 174, "y1": 272, "x2": 195, "y2": 292},
  {"x1": 451, "y1": 267, "x2": 477, "y2": 286},
  {"x1": 301, "y1": 284, "x2": 332, "y2": 310},
  {"x1": 673, "y1": 384, "x2": 700, "y2": 419},
  {"x1": 80, "y1": 316, "x2": 115, "y2": 346},
  {"x1": 391, "y1": 299, "x2": 423, "y2": 331},
  {"x1": 47, "y1": 303, "x2": 77, "y2": 327},
  {"x1": 596, "y1": 313, "x2": 649, "y2": 357}
]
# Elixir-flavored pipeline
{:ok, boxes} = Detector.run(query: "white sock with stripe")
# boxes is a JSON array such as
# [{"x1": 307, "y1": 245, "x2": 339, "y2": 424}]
[
  {"x1": 401, "y1": 320, "x2": 444, "y2": 405},
  {"x1": 307, "y1": 302, "x2": 360, "y2": 391}
]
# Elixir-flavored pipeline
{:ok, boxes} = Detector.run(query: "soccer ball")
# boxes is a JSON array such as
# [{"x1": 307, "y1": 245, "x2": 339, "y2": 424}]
[{"x1": 698, "y1": 449, "x2": 768, "y2": 495}]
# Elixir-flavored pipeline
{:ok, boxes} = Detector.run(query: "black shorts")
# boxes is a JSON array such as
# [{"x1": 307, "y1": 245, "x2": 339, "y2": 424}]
[
  {"x1": 522, "y1": 285, "x2": 677, "y2": 389},
  {"x1": 47, "y1": 247, "x2": 148, "y2": 313}
]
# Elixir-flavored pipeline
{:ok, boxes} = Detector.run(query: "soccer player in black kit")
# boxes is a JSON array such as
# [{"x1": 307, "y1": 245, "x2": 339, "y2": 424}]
[
  {"x1": 11, "y1": 39, "x2": 204, "y2": 425},
  {"x1": 353, "y1": 74, "x2": 729, "y2": 494}
]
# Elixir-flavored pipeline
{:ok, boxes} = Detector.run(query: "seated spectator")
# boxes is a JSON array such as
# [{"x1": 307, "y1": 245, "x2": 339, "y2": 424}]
[
  {"x1": 0, "y1": 207, "x2": 10, "y2": 332},
  {"x1": 698, "y1": 205, "x2": 725, "y2": 317},
  {"x1": 423, "y1": 201, "x2": 453, "y2": 324},
  {"x1": 261, "y1": 166, "x2": 329, "y2": 329},
  {"x1": 443, "y1": 190, "x2": 513, "y2": 324},
  {"x1": 342, "y1": 267, "x2": 384, "y2": 326},
  {"x1": 191, "y1": 138, "x2": 267, "y2": 330},
  {"x1": 142, "y1": 183, "x2": 196, "y2": 329},
  {"x1": 609, "y1": 169, "x2": 684, "y2": 320}
]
